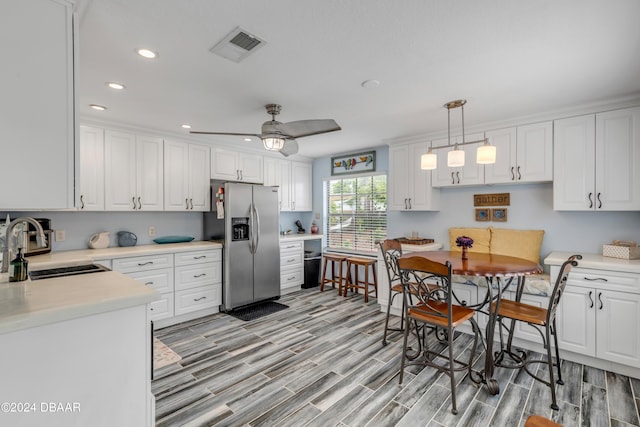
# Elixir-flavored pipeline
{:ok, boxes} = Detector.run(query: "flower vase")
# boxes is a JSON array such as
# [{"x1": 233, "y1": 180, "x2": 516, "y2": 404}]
[{"x1": 461, "y1": 247, "x2": 468, "y2": 260}]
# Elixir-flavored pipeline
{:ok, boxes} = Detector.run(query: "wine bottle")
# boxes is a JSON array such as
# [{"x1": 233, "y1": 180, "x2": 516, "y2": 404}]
[{"x1": 9, "y1": 248, "x2": 28, "y2": 282}]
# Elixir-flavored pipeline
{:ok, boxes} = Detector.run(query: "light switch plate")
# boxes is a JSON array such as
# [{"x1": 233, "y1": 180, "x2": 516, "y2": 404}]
[{"x1": 55, "y1": 229, "x2": 66, "y2": 242}]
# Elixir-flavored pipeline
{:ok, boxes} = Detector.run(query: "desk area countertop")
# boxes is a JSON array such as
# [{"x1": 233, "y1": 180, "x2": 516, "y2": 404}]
[
  {"x1": 0, "y1": 241, "x2": 222, "y2": 335},
  {"x1": 545, "y1": 251, "x2": 640, "y2": 274}
]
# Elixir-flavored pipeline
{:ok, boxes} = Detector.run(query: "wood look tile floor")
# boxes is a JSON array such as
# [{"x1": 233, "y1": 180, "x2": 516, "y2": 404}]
[{"x1": 152, "y1": 288, "x2": 640, "y2": 427}]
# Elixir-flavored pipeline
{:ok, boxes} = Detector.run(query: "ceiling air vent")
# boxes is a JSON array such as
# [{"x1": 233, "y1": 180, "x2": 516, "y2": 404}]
[{"x1": 210, "y1": 27, "x2": 266, "y2": 63}]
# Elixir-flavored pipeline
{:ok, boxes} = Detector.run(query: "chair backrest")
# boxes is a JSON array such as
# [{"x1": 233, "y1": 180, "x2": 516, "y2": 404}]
[
  {"x1": 379, "y1": 239, "x2": 403, "y2": 286},
  {"x1": 397, "y1": 255, "x2": 454, "y2": 325},
  {"x1": 547, "y1": 254, "x2": 582, "y2": 323}
]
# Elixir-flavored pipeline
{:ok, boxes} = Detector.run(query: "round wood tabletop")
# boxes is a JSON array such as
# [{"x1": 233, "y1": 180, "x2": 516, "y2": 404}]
[{"x1": 402, "y1": 251, "x2": 542, "y2": 277}]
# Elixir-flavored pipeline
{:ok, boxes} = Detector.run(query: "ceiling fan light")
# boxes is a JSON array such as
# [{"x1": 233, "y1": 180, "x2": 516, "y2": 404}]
[
  {"x1": 421, "y1": 151, "x2": 437, "y2": 170},
  {"x1": 476, "y1": 142, "x2": 496, "y2": 164},
  {"x1": 447, "y1": 148, "x2": 465, "y2": 167},
  {"x1": 262, "y1": 135, "x2": 285, "y2": 151}
]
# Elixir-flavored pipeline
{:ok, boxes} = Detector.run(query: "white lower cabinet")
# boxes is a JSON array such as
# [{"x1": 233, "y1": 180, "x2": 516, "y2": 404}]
[
  {"x1": 280, "y1": 240, "x2": 303, "y2": 294},
  {"x1": 554, "y1": 265, "x2": 640, "y2": 368},
  {"x1": 111, "y1": 247, "x2": 222, "y2": 325}
]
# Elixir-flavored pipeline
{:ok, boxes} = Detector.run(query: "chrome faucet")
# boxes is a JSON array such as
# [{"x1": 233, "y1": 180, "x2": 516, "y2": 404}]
[{"x1": 1, "y1": 217, "x2": 47, "y2": 273}]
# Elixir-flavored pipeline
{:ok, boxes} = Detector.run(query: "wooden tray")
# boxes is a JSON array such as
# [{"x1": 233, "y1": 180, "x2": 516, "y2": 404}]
[{"x1": 395, "y1": 237, "x2": 435, "y2": 245}]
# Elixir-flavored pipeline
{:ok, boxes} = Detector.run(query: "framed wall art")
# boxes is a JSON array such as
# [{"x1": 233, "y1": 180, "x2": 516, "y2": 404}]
[
  {"x1": 331, "y1": 151, "x2": 376, "y2": 175},
  {"x1": 475, "y1": 208, "x2": 490, "y2": 222},
  {"x1": 492, "y1": 208, "x2": 508, "y2": 222}
]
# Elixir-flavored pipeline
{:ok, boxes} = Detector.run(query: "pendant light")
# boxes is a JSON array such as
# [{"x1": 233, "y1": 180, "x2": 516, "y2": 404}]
[
  {"x1": 476, "y1": 140, "x2": 497, "y2": 164},
  {"x1": 420, "y1": 144, "x2": 437, "y2": 170},
  {"x1": 446, "y1": 100, "x2": 466, "y2": 168}
]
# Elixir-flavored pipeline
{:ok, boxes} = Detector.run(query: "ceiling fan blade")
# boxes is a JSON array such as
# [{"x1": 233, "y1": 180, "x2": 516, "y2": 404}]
[
  {"x1": 279, "y1": 139, "x2": 299, "y2": 157},
  {"x1": 278, "y1": 119, "x2": 341, "y2": 139},
  {"x1": 189, "y1": 131, "x2": 261, "y2": 138}
]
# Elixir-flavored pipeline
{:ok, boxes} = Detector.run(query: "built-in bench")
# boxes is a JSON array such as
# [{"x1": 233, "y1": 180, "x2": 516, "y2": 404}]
[{"x1": 448, "y1": 226, "x2": 551, "y2": 296}]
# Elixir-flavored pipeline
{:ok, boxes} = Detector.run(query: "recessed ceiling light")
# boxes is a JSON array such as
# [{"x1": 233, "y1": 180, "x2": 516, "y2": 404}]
[
  {"x1": 136, "y1": 48, "x2": 158, "y2": 59},
  {"x1": 181, "y1": 124, "x2": 191, "y2": 129},
  {"x1": 90, "y1": 104, "x2": 107, "y2": 111},
  {"x1": 244, "y1": 138, "x2": 252, "y2": 142},
  {"x1": 361, "y1": 79, "x2": 380, "y2": 88},
  {"x1": 106, "y1": 82, "x2": 126, "y2": 90}
]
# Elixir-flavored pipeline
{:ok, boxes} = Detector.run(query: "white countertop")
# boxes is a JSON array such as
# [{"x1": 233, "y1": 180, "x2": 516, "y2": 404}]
[
  {"x1": 0, "y1": 241, "x2": 222, "y2": 335},
  {"x1": 545, "y1": 251, "x2": 640, "y2": 274},
  {"x1": 280, "y1": 233, "x2": 323, "y2": 241}
]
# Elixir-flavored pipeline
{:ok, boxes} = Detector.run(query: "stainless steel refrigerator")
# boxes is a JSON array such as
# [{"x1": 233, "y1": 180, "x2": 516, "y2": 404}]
[{"x1": 203, "y1": 182, "x2": 280, "y2": 311}]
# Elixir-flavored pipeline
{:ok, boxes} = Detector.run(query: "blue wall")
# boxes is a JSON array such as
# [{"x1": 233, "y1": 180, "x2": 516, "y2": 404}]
[{"x1": 312, "y1": 145, "x2": 640, "y2": 266}]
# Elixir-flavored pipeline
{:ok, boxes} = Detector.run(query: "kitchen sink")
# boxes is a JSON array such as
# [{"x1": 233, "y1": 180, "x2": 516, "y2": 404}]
[{"x1": 29, "y1": 263, "x2": 111, "y2": 281}]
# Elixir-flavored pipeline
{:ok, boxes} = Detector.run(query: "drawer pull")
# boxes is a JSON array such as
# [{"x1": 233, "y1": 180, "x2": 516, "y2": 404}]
[
  {"x1": 287, "y1": 276, "x2": 296, "y2": 280},
  {"x1": 150, "y1": 307, "x2": 154, "y2": 311},
  {"x1": 138, "y1": 261, "x2": 154, "y2": 266},
  {"x1": 193, "y1": 296, "x2": 207, "y2": 301},
  {"x1": 193, "y1": 273, "x2": 207, "y2": 278},
  {"x1": 584, "y1": 277, "x2": 607, "y2": 282},
  {"x1": 287, "y1": 258, "x2": 296, "y2": 262},
  {"x1": 286, "y1": 245, "x2": 296, "y2": 249},
  {"x1": 144, "y1": 281, "x2": 154, "y2": 286},
  {"x1": 193, "y1": 256, "x2": 207, "y2": 259}
]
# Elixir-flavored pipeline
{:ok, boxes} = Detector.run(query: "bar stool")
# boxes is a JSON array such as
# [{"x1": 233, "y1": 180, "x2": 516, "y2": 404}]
[
  {"x1": 524, "y1": 415, "x2": 562, "y2": 427},
  {"x1": 320, "y1": 253, "x2": 347, "y2": 294},
  {"x1": 344, "y1": 257, "x2": 378, "y2": 302}
]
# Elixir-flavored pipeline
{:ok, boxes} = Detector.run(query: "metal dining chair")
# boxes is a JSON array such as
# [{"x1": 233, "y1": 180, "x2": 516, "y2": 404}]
[
  {"x1": 397, "y1": 255, "x2": 482, "y2": 415},
  {"x1": 493, "y1": 254, "x2": 582, "y2": 410},
  {"x1": 378, "y1": 239, "x2": 405, "y2": 346}
]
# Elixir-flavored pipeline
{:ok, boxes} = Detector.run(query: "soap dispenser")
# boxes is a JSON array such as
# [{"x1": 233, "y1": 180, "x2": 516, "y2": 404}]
[{"x1": 9, "y1": 248, "x2": 28, "y2": 282}]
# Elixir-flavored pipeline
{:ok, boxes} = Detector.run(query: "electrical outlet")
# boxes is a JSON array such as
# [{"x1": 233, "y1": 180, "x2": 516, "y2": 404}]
[
  {"x1": 314, "y1": 212, "x2": 321, "y2": 220},
  {"x1": 55, "y1": 229, "x2": 66, "y2": 242},
  {"x1": 148, "y1": 226, "x2": 156, "y2": 237}
]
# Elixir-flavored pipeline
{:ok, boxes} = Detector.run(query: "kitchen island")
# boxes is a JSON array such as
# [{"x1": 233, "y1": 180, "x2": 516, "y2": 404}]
[{"x1": 0, "y1": 257, "x2": 159, "y2": 426}]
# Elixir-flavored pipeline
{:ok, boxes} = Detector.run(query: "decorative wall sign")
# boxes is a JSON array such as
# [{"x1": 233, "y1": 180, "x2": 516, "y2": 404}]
[
  {"x1": 474, "y1": 193, "x2": 510, "y2": 207},
  {"x1": 331, "y1": 151, "x2": 376, "y2": 175},
  {"x1": 492, "y1": 208, "x2": 508, "y2": 222},
  {"x1": 475, "y1": 208, "x2": 490, "y2": 222}
]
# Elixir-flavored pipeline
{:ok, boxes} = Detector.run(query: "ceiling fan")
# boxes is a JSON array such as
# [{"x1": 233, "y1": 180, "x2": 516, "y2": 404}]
[{"x1": 190, "y1": 104, "x2": 341, "y2": 157}]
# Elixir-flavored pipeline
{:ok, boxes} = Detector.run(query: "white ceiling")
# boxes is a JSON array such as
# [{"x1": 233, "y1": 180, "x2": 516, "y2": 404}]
[{"x1": 76, "y1": 0, "x2": 640, "y2": 159}]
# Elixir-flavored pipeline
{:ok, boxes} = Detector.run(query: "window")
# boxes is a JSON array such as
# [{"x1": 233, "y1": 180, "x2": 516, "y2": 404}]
[{"x1": 325, "y1": 174, "x2": 387, "y2": 254}]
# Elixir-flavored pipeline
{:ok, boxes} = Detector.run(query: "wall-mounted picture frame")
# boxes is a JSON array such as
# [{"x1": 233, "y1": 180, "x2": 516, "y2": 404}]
[
  {"x1": 475, "y1": 208, "x2": 490, "y2": 222},
  {"x1": 492, "y1": 208, "x2": 508, "y2": 222},
  {"x1": 331, "y1": 151, "x2": 376, "y2": 175}
]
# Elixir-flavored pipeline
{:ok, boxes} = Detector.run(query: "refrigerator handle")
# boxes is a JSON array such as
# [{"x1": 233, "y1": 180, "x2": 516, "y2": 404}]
[
  {"x1": 249, "y1": 203, "x2": 255, "y2": 255},
  {"x1": 254, "y1": 204, "x2": 261, "y2": 253}
]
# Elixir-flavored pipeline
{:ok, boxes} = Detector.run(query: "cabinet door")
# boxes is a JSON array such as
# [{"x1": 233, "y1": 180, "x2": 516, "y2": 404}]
[
  {"x1": 553, "y1": 115, "x2": 596, "y2": 210},
  {"x1": 78, "y1": 126, "x2": 104, "y2": 210},
  {"x1": 431, "y1": 137, "x2": 457, "y2": 187},
  {"x1": 595, "y1": 107, "x2": 640, "y2": 210},
  {"x1": 596, "y1": 289, "x2": 640, "y2": 367},
  {"x1": 517, "y1": 121, "x2": 553, "y2": 183},
  {"x1": 135, "y1": 135, "x2": 164, "y2": 211},
  {"x1": 163, "y1": 140, "x2": 190, "y2": 211},
  {"x1": 431, "y1": 134, "x2": 484, "y2": 186},
  {"x1": 239, "y1": 153, "x2": 264, "y2": 183},
  {"x1": 291, "y1": 161, "x2": 312, "y2": 211},
  {"x1": 459, "y1": 133, "x2": 485, "y2": 185},
  {"x1": 388, "y1": 145, "x2": 410, "y2": 209},
  {"x1": 188, "y1": 143, "x2": 210, "y2": 211},
  {"x1": 105, "y1": 130, "x2": 137, "y2": 211},
  {"x1": 210, "y1": 148, "x2": 239, "y2": 180},
  {"x1": 0, "y1": 0, "x2": 74, "y2": 210},
  {"x1": 264, "y1": 157, "x2": 291, "y2": 211},
  {"x1": 556, "y1": 285, "x2": 596, "y2": 357},
  {"x1": 484, "y1": 127, "x2": 517, "y2": 184}
]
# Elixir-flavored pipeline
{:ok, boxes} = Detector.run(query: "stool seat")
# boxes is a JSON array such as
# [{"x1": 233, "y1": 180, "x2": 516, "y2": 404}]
[
  {"x1": 524, "y1": 415, "x2": 563, "y2": 427},
  {"x1": 344, "y1": 257, "x2": 378, "y2": 302},
  {"x1": 320, "y1": 253, "x2": 348, "y2": 293}
]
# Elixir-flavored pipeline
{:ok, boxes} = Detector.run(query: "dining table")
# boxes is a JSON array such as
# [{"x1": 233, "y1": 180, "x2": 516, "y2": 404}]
[{"x1": 402, "y1": 250, "x2": 543, "y2": 394}]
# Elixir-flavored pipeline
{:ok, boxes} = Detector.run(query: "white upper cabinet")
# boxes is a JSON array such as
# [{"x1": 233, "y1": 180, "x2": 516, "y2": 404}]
[
  {"x1": 78, "y1": 126, "x2": 105, "y2": 211},
  {"x1": 0, "y1": 0, "x2": 74, "y2": 210},
  {"x1": 484, "y1": 122, "x2": 553, "y2": 184},
  {"x1": 164, "y1": 140, "x2": 210, "y2": 211},
  {"x1": 291, "y1": 161, "x2": 313, "y2": 211},
  {"x1": 211, "y1": 148, "x2": 263, "y2": 183},
  {"x1": 389, "y1": 143, "x2": 439, "y2": 211},
  {"x1": 104, "y1": 130, "x2": 164, "y2": 211},
  {"x1": 431, "y1": 133, "x2": 485, "y2": 187},
  {"x1": 554, "y1": 107, "x2": 640, "y2": 211},
  {"x1": 264, "y1": 157, "x2": 292, "y2": 211}
]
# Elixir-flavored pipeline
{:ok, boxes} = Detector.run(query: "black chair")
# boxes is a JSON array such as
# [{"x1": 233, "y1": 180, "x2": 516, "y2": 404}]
[
  {"x1": 378, "y1": 239, "x2": 405, "y2": 346},
  {"x1": 397, "y1": 255, "x2": 482, "y2": 415},
  {"x1": 493, "y1": 254, "x2": 582, "y2": 410}
]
